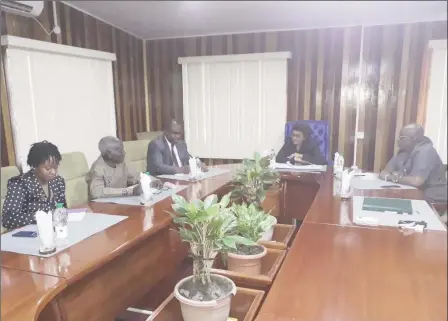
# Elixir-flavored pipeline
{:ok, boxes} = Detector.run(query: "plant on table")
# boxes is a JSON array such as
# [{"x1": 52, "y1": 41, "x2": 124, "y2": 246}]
[
  {"x1": 225, "y1": 203, "x2": 277, "y2": 274},
  {"x1": 232, "y1": 203, "x2": 277, "y2": 245},
  {"x1": 170, "y1": 192, "x2": 253, "y2": 321},
  {"x1": 231, "y1": 152, "x2": 279, "y2": 209}
]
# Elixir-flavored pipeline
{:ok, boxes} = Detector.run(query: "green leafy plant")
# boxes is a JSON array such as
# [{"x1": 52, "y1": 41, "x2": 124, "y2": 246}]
[
  {"x1": 231, "y1": 203, "x2": 277, "y2": 243},
  {"x1": 231, "y1": 152, "x2": 279, "y2": 208},
  {"x1": 170, "y1": 193, "x2": 253, "y2": 287}
]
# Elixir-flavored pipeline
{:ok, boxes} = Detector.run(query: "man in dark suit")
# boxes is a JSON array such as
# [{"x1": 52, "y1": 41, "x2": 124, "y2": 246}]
[{"x1": 146, "y1": 120, "x2": 207, "y2": 175}]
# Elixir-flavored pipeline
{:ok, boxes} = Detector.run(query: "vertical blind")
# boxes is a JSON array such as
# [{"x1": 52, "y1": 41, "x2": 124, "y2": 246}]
[
  {"x1": 179, "y1": 52, "x2": 290, "y2": 160},
  {"x1": 425, "y1": 40, "x2": 447, "y2": 164},
  {"x1": 2, "y1": 36, "x2": 117, "y2": 171}
]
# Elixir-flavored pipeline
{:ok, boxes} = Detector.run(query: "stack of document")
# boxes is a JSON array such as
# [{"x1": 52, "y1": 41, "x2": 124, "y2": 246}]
[{"x1": 272, "y1": 162, "x2": 327, "y2": 172}]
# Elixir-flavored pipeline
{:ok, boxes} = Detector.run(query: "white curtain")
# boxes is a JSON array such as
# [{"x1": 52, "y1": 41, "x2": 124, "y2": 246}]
[
  {"x1": 425, "y1": 39, "x2": 447, "y2": 164},
  {"x1": 2, "y1": 36, "x2": 117, "y2": 171},
  {"x1": 179, "y1": 52, "x2": 290, "y2": 160}
]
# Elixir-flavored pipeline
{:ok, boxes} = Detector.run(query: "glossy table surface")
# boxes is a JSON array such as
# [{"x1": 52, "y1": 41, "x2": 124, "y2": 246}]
[
  {"x1": 257, "y1": 170, "x2": 447, "y2": 321},
  {"x1": 257, "y1": 223, "x2": 447, "y2": 321},
  {"x1": 1, "y1": 267, "x2": 66, "y2": 321},
  {"x1": 300, "y1": 171, "x2": 425, "y2": 227},
  {"x1": 0, "y1": 164, "x2": 239, "y2": 282},
  {"x1": 1, "y1": 202, "x2": 172, "y2": 282},
  {"x1": 2, "y1": 164, "x2": 446, "y2": 321},
  {"x1": 0, "y1": 164, "x2": 240, "y2": 321}
]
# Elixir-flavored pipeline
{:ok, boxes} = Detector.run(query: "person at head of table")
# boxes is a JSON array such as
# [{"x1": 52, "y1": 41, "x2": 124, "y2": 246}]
[
  {"x1": 87, "y1": 136, "x2": 162, "y2": 200},
  {"x1": 379, "y1": 123, "x2": 447, "y2": 203},
  {"x1": 146, "y1": 119, "x2": 208, "y2": 175},
  {"x1": 2, "y1": 141, "x2": 66, "y2": 231},
  {"x1": 275, "y1": 123, "x2": 327, "y2": 166}
]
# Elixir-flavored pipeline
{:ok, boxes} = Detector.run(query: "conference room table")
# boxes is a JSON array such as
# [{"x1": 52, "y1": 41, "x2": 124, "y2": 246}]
[
  {"x1": 1, "y1": 164, "x2": 446, "y2": 321},
  {"x1": 1, "y1": 165, "x2": 240, "y2": 321},
  {"x1": 257, "y1": 170, "x2": 447, "y2": 321}
]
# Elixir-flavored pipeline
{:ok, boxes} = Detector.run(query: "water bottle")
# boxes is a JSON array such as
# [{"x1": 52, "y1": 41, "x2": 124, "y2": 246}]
[
  {"x1": 338, "y1": 153, "x2": 345, "y2": 175},
  {"x1": 334, "y1": 152, "x2": 344, "y2": 179},
  {"x1": 53, "y1": 203, "x2": 68, "y2": 246},
  {"x1": 196, "y1": 157, "x2": 203, "y2": 177},
  {"x1": 144, "y1": 172, "x2": 153, "y2": 184},
  {"x1": 269, "y1": 149, "x2": 276, "y2": 168}
]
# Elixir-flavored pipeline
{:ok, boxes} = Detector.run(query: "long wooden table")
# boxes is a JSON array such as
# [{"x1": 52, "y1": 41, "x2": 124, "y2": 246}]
[
  {"x1": 257, "y1": 170, "x2": 447, "y2": 321},
  {"x1": 2, "y1": 165, "x2": 446, "y2": 321},
  {"x1": 1, "y1": 267, "x2": 66, "y2": 321},
  {"x1": 1, "y1": 166, "x2": 239, "y2": 321}
]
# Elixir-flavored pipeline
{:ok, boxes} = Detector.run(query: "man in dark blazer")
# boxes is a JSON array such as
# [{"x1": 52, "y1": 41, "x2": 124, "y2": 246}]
[{"x1": 146, "y1": 120, "x2": 207, "y2": 175}]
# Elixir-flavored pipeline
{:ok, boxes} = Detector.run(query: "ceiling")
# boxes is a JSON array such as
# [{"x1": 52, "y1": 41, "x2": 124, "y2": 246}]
[{"x1": 65, "y1": 1, "x2": 447, "y2": 40}]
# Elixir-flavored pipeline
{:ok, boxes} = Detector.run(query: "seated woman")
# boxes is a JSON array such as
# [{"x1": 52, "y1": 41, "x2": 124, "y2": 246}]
[
  {"x1": 276, "y1": 123, "x2": 327, "y2": 165},
  {"x1": 2, "y1": 141, "x2": 66, "y2": 230}
]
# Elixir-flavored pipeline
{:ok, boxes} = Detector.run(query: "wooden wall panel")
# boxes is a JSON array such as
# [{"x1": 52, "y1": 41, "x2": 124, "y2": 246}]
[
  {"x1": 1, "y1": 4, "x2": 445, "y2": 171},
  {"x1": 145, "y1": 21, "x2": 446, "y2": 170},
  {"x1": 357, "y1": 21, "x2": 447, "y2": 171},
  {"x1": 1, "y1": 52, "x2": 15, "y2": 167},
  {"x1": 145, "y1": 27, "x2": 362, "y2": 166},
  {"x1": 0, "y1": 2, "x2": 146, "y2": 166}
]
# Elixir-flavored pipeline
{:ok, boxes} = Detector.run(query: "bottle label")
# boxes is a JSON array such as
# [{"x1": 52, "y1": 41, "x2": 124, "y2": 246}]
[{"x1": 56, "y1": 226, "x2": 68, "y2": 239}]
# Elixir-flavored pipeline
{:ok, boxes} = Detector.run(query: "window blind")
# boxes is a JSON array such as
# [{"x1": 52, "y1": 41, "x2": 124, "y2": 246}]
[{"x1": 179, "y1": 52, "x2": 290, "y2": 159}]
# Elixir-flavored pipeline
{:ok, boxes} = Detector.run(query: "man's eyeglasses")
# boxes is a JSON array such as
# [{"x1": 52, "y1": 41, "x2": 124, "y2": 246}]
[{"x1": 398, "y1": 135, "x2": 411, "y2": 141}]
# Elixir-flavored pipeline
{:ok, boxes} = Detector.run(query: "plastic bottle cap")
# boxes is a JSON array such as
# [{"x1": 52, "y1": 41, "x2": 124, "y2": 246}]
[
  {"x1": 145, "y1": 172, "x2": 150, "y2": 175},
  {"x1": 56, "y1": 203, "x2": 64, "y2": 208}
]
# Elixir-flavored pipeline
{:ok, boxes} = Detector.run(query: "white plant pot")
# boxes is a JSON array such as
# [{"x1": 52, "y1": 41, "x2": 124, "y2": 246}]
[
  {"x1": 260, "y1": 226, "x2": 274, "y2": 241},
  {"x1": 174, "y1": 274, "x2": 236, "y2": 321}
]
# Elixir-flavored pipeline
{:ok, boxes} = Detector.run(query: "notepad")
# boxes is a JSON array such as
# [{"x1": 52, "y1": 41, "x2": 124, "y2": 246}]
[{"x1": 362, "y1": 197, "x2": 413, "y2": 214}]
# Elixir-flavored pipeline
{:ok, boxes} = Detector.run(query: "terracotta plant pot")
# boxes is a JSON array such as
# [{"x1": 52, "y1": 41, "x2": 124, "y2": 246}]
[
  {"x1": 227, "y1": 245, "x2": 268, "y2": 275},
  {"x1": 174, "y1": 274, "x2": 236, "y2": 321}
]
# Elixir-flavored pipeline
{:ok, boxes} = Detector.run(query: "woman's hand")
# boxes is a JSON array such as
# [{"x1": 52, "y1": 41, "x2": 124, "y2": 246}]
[{"x1": 294, "y1": 153, "x2": 303, "y2": 162}]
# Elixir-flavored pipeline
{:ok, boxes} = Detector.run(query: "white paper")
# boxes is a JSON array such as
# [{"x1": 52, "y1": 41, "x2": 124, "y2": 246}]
[
  {"x1": 334, "y1": 152, "x2": 344, "y2": 178},
  {"x1": 273, "y1": 162, "x2": 326, "y2": 172},
  {"x1": 68, "y1": 211, "x2": 86, "y2": 222},
  {"x1": 163, "y1": 182, "x2": 177, "y2": 189},
  {"x1": 352, "y1": 196, "x2": 447, "y2": 231},
  {"x1": 157, "y1": 168, "x2": 230, "y2": 181},
  {"x1": 350, "y1": 175, "x2": 417, "y2": 190}
]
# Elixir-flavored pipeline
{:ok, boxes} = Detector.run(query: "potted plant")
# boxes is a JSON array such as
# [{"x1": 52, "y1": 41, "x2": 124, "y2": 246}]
[
  {"x1": 226, "y1": 203, "x2": 277, "y2": 275},
  {"x1": 231, "y1": 152, "x2": 279, "y2": 209},
  {"x1": 170, "y1": 193, "x2": 253, "y2": 321}
]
